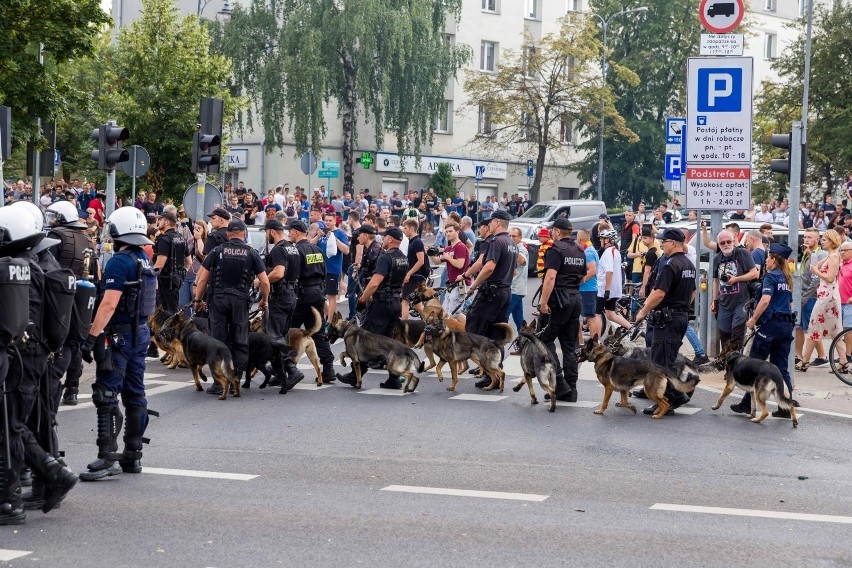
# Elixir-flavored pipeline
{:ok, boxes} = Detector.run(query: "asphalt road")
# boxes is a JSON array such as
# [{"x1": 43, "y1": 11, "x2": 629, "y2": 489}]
[{"x1": 3, "y1": 282, "x2": 852, "y2": 567}]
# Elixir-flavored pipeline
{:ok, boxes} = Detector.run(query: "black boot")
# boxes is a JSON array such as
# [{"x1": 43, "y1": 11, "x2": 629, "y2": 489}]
[
  {"x1": 544, "y1": 375, "x2": 577, "y2": 402},
  {"x1": 146, "y1": 343, "x2": 159, "y2": 358},
  {"x1": 0, "y1": 495, "x2": 26, "y2": 526},
  {"x1": 1, "y1": 455, "x2": 25, "y2": 525},
  {"x1": 40, "y1": 457, "x2": 78, "y2": 513},
  {"x1": 336, "y1": 362, "x2": 366, "y2": 388},
  {"x1": 379, "y1": 375, "x2": 403, "y2": 389},
  {"x1": 61, "y1": 386, "x2": 78, "y2": 406},
  {"x1": 80, "y1": 403, "x2": 124, "y2": 482},
  {"x1": 279, "y1": 348, "x2": 305, "y2": 394},
  {"x1": 321, "y1": 365, "x2": 337, "y2": 384},
  {"x1": 119, "y1": 405, "x2": 151, "y2": 474},
  {"x1": 19, "y1": 467, "x2": 32, "y2": 488},
  {"x1": 22, "y1": 477, "x2": 51, "y2": 511}
]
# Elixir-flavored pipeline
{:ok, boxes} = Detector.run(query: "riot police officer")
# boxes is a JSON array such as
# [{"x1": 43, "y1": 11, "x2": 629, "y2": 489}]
[
  {"x1": 337, "y1": 226, "x2": 409, "y2": 389},
  {"x1": 462, "y1": 209, "x2": 516, "y2": 388},
  {"x1": 538, "y1": 218, "x2": 586, "y2": 402},
  {"x1": 0, "y1": 207, "x2": 77, "y2": 521},
  {"x1": 153, "y1": 210, "x2": 190, "y2": 314},
  {"x1": 45, "y1": 199, "x2": 98, "y2": 406},
  {"x1": 194, "y1": 219, "x2": 270, "y2": 395},
  {"x1": 635, "y1": 228, "x2": 697, "y2": 415},
  {"x1": 742, "y1": 242, "x2": 797, "y2": 417},
  {"x1": 79, "y1": 207, "x2": 160, "y2": 481},
  {"x1": 286, "y1": 219, "x2": 338, "y2": 386},
  {"x1": 263, "y1": 218, "x2": 304, "y2": 391}
]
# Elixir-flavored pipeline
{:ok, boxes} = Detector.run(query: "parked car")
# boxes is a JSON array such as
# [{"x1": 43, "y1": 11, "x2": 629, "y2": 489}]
[{"x1": 509, "y1": 200, "x2": 607, "y2": 275}]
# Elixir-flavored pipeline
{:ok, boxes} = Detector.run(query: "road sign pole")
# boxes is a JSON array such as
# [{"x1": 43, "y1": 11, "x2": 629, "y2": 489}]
[
  {"x1": 195, "y1": 172, "x2": 205, "y2": 224},
  {"x1": 788, "y1": 121, "x2": 803, "y2": 382},
  {"x1": 0, "y1": 120, "x2": 4, "y2": 209},
  {"x1": 32, "y1": 118, "x2": 41, "y2": 206},
  {"x1": 106, "y1": 169, "x2": 116, "y2": 219},
  {"x1": 131, "y1": 146, "x2": 137, "y2": 203}
]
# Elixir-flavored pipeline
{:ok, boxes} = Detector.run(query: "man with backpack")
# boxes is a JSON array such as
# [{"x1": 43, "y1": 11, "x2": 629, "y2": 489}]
[{"x1": 153, "y1": 210, "x2": 191, "y2": 314}]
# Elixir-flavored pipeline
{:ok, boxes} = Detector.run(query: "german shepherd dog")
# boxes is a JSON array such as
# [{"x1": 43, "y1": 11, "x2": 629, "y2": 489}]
[
  {"x1": 410, "y1": 281, "x2": 467, "y2": 331},
  {"x1": 511, "y1": 320, "x2": 557, "y2": 411},
  {"x1": 327, "y1": 312, "x2": 424, "y2": 392},
  {"x1": 712, "y1": 351, "x2": 799, "y2": 427},
  {"x1": 149, "y1": 306, "x2": 187, "y2": 369},
  {"x1": 161, "y1": 311, "x2": 240, "y2": 400},
  {"x1": 246, "y1": 306, "x2": 324, "y2": 388},
  {"x1": 418, "y1": 315, "x2": 514, "y2": 393},
  {"x1": 392, "y1": 319, "x2": 438, "y2": 371},
  {"x1": 581, "y1": 335, "x2": 700, "y2": 419}
]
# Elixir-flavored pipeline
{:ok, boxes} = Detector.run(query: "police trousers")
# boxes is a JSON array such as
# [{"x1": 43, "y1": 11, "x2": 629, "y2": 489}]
[
  {"x1": 362, "y1": 295, "x2": 402, "y2": 338},
  {"x1": 537, "y1": 294, "x2": 581, "y2": 392},
  {"x1": 650, "y1": 311, "x2": 689, "y2": 401},
  {"x1": 210, "y1": 294, "x2": 250, "y2": 375},
  {"x1": 51, "y1": 340, "x2": 84, "y2": 392},
  {"x1": 266, "y1": 289, "x2": 297, "y2": 340},
  {"x1": 743, "y1": 320, "x2": 794, "y2": 407},
  {"x1": 291, "y1": 293, "x2": 334, "y2": 369},
  {"x1": 466, "y1": 287, "x2": 510, "y2": 338}
]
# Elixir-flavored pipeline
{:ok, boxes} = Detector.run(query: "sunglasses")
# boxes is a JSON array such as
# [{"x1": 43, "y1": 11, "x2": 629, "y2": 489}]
[{"x1": 718, "y1": 240, "x2": 733, "y2": 245}]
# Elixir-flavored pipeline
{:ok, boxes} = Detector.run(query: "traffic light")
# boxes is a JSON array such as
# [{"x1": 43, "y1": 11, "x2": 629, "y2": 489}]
[
  {"x1": 90, "y1": 122, "x2": 130, "y2": 171},
  {"x1": 769, "y1": 131, "x2": 806, "y2": 183},
  {"x1": 191, "y1": 131, "x2": 221, "y2": 174}
]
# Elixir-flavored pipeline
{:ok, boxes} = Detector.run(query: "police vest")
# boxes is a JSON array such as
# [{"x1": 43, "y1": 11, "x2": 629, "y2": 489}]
[
  {"x1": 361, "y1": 241, "x2": 382, "y2": 285},
  {"x1": 296, "y1": 239, "x2": 326, "y2": 288},
  {"x1": 115, "y1": 248, "x2": 158, "y2": 321},
  {"x1": 155, "y1": 229, "x2": 188, "y2": 278},
  {"x1": 211, "y1": 240, "x2": 256, "y2": 299},
  {"x1": 552, "y1": 238, "x2": 586, "y2": 291},
  {"x1": 761, "y1": 269, "x2": 793, "y2": 322},
  {"x1": 658, "y1": 253, "x2": 695, "y2": 311},
  {"x1": 377, "y1": 248, "x2": 408, "y2": 295},
  {"x1": 38, "y1": 251, "x2": 76, "y2": 353},
  {"x1": 268, "y1": 240, "x2": 302, "y2": 295},
  {"x1": 48, "y1": 225, "x2": 92, "y2": 279}
]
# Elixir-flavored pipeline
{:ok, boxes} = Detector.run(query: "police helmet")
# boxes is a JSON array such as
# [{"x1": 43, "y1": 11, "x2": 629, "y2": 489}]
[
  {"x1": 108, "y1": 207, "x2": 153, "y2": 246},
  {"x1": 0, "y1": 205, "x2": 47, "y2": 256},
  {"x1": 45, "y1": 200, "x2": 86, "y2": 228},
  {"x1": 10, "y1": 201, "x2": 61, "y2": 255},
  {"x1": 599, "y1": 229, "x2": 618, "y2": 241}
]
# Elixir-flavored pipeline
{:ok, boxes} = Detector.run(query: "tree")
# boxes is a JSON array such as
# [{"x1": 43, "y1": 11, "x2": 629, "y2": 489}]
[
  {"x1": 0, "y1": 0, "x2": 109, "y2": 149},
  {"x1": 754, "y1": 4, "x2": 852, "y2": 201},
  {"x1": 222, "y1": 0, "x2": 471, "y2": 195},
  {"x1": 462, "y1": 14, "x2": 636, "y2": 203},
  {"x1": 91, "y1": 0, "x2": 243, "y2": 201},
  {"x1": 573, "y1": 0, "x2": 704, "y2": 208},
  {"x1": 430, "y1": 162, "x2": 457, "y2": 200}
]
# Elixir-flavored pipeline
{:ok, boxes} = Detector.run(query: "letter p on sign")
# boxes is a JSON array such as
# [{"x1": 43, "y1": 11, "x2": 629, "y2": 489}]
[{"x1": 697, "y1": 68, "x2": 742, "y2": 112}]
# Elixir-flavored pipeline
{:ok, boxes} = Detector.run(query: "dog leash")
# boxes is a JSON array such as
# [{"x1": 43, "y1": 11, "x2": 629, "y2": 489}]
[{"x1": 452, "y1": 289, "x2": 478, "y2": 315}]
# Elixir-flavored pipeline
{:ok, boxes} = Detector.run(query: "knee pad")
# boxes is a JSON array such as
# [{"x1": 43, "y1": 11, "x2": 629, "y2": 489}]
[{"x1": 91, "y1": 383, "x2": 119, "y2": 407}]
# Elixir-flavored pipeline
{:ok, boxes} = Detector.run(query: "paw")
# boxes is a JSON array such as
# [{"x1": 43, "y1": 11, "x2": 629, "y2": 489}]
[
  {"x1": 446, "y1": 386, "x2": 455, "y2": 391},
  {"x1": 750, "y1": 417, "x2": 761, "y2": 423},
  {"x1": 437, "y1": 376, "x2": 444, "y2": 382},
  {"x1": 711, "y1": 404, "x2": 720, "y2": 410},
  {"x1": 594, "y1": 409, "x2": 604, "y2": 415},
  {"x1": 512, "y1": 384, "x2": 523, "y2": 392},
  {"x1": 531, "y1": 398, "x2": 538, "y2": 405},
  {"x1": 195, "y1": 385, "x2": 203, "y2": 392},
  {"x1": 627, "y1": 405, "x2": 637, "y2": 414},
  {"x1": 651, "y1": 414, "x2": 663, "y2": 419},
  {"x1": 548, "y1": 406, "x2": 556, "y2": 412}
]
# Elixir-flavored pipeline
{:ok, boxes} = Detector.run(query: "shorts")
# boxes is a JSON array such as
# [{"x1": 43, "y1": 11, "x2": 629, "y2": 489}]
[
  {"x1": 596, "y1": 296, "x2": 619, "y2": 315},
  {"x1": 325, "y1": 273, "x2": 340, "y2": 296},
  {"x1": 581, "y1": 291, "x2": 597, "y2": 317},
  {"x1": 843, "y1": 304, "x2": 852, "y2": 330},
  {"x1": 797, "y1": 297, "x2": 816, "y2": 331}
]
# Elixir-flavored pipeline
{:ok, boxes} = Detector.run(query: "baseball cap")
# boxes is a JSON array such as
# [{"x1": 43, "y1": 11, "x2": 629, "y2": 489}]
[
  {"x1": 284, "y1": 220, "x2": 308, "y2": 233},
  {"x1": 381, "y1": 227, "x2": 404, "y2": 241},
  {"x1": 264, "y1": 219, "x2": 285, "y2": 231},
  {"x1": 227, "y1": 219, "x2": 247, "y2": 232},
  {"x1": 660, "y1": 228, "x2": 685, "y2": 243},
  {"x1": 207, "y1": 207, "x2": 231, "y2": 220},
  {"x1": 158, "y1": 210, "x2": 178, "y2": 223},
  {"x1": 552, "y1": 218, "x2": 573, "y2": 231},
  {"x1": 599, "y1": 213, "x2": 610, "y2": 220},
  {"x1": 490, "y1": 210, "x2": 511, "y2": 221},
  {"x1": 357, "y1": 224, "x2": 377, "y2": 235}
]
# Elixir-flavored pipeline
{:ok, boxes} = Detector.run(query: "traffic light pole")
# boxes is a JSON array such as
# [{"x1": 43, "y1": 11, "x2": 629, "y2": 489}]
[
  {"x1": 788, "y1": 121, "x2": 803, "y2": 383},
  {"x1": 32, "y1": 120, "x2": 41, "y2": 207},
  {"x1": 0, "y1": 121, "x2": 4, "y2": 209},
  {"x1": 196, "y1": 172, "x2": 206, "y2": 225}
]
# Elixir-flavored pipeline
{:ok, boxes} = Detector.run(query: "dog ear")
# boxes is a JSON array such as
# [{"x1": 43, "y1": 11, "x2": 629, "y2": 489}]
[{"x1": 590, "y1": 334, "x2": 599, "y2": 344}]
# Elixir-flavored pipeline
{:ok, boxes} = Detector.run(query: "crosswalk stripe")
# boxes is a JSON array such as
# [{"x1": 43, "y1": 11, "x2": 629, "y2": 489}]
[
  {"x1": 358, "y1": 388, "x2": 410, "y2": 396},
  {"x1": 651, "y1": 503, "x2": 852, "y2": 525},
  {"x1": 382, "y1": 485, "x2": 548, "y2": 502},
  {"x1": 142, "y1": 467, "x2": 257, "y2": 481},
  {"x1": 0, "y1": 549, "x2": 33, "y2": 561},
  {"x1": 58, "y1": 381, "x2": 190, "y2": 412},
  {"x1": 450, "y1": 393, "x2": 507, "y2": 402},
  {"x1": 289, "y1": 383, "x2": 333, "y2": 391}
]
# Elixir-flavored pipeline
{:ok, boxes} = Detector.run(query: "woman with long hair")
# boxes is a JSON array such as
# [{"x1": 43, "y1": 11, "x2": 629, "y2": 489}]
[
  {"x1": 799, "y1": 229, "x2": 844, "y2": 371},
  {"x1": 813, "y1": 209, "x2": 829, "y2": 232},
  {"x1": 181, "y1": 220, "x2": 209, "y2": 315}
]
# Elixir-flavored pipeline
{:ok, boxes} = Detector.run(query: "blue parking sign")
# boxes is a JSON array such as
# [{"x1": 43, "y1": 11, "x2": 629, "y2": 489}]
[
  {"x1": 697, "y1": 68, "x2": 742, "y2": 112},
  {"x1": 665, "y1": 156, "x2": 682, "y2": 180}
]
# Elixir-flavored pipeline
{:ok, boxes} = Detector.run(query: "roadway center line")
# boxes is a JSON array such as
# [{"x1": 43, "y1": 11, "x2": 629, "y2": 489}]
[
  {"x1": 382, "y1": 485, "x2": 548, "y2": 502},
  {"x1": 0, "y1": 549, "x2": 34, "y2": 561},
  {"x1": 650, "y1": 503, "x2": 852, "y2": 525},
  {"x1": 142, "y1": 467, "x2": 258, "y2": 481}
]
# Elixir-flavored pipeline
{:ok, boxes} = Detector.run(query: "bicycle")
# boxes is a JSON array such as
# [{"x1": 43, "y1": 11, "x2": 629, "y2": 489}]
[{"x1": 827, "y1": 328, "x2": 852, "y2": 386}]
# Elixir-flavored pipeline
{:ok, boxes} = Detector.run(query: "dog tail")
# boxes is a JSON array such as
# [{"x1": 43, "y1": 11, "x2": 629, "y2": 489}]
[
  {"x1": 491, "y1": 323, "x2": 515, "y2": 347},
  {"x1": 670, "y1": 371, "x2": 701, "y2": 393},
  {"x1": 305, "y1": 307, "x2": 323, "y2": 337}
]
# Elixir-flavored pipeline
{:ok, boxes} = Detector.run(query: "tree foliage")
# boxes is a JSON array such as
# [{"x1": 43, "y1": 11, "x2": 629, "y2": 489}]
[
  {"x1": 572, "y1": 0, "x2": 704, "y2": 208},
  {"x1": 222, "y1": 0, "x2": 471, "y2": 194},
  {"x1": 91, "y1": 0, "x2": 243, "y2": 201},
  {"x1": 754, "y1": 4, "x2": 852, "y2": 202},
  {"x1": 462, "y1": 15, "x2": 637, "y2": 203},
  {"x1": 430, "y1": 162, "x2": 457, "y2": 200},
  {"x1": 0, "y1": 0, "x2": 109, "y2": 149}
]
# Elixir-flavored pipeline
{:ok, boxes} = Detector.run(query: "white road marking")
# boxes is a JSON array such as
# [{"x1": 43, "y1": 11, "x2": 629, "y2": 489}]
[
  {"x1": 382, "y1": 485, "x2": 548, "y2": 502},
  {"x1": 58, "y1": 381, "x2": 190, "y2": 412},
  {"x1": 675, "y1": 406, "x2": 702, "y2": 415},
  {"x1": 142, "y1": 467, "x2": 257, "y2": 481},
  {"x1": 296, "y1": 363, "x2": 317, "y2": 370},
  {"x1": 143, "y1": 372, "x2": 166, "y2": 379},
  {"x1": 651, "y1": 503, "x2": 852, "y2": 525},
  {"x1": 358, "y1": 388, "x2": 410, "y2": 396},
  {"x1": 554, "y1": 400, "x2": 599, "y2": 408},
  {"x1": 450, "y1": 393, "x2": 508, "y2": 402},
  {"x1": 0, "y1": 549, "x2": 33, "y2": 562},
  {"x1": 289, "y1": 383, "x2": 333, "y2": 391}
]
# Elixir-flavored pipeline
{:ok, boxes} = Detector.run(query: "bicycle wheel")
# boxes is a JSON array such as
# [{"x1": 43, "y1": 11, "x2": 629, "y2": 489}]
[{"x1": 827, "y1": 327, "x2": 852, "y2": 386}]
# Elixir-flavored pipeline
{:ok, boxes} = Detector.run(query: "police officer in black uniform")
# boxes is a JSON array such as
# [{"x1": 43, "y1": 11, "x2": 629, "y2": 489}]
[
  {"x1": 45, "y1": 200, "x2": 98, "y2": 406},
  {"x1": 462, "y1": 210, "x2": 516, "y2": 388},
  {"x1": 263, "y1": 218, "x2": 305, "y2": 391},
  {"x1": 285, "y1": 220, "x2": 338, "y2": 386},
  {"x1": 194, "y1": 219, "x2": 270, "y2": 395},
  {"x1": 0, "y1": 207, "x2": 77, "y2": 522},
  {"x1": 153, "y1": 210, "x2": 190, "y2": 314},
  {"x1": 635, "y1": 227, "x2": 697, "y2": 415},
  {"x1": 201, "y1": 207, "x2": 231, "y2": 260},
  {"x1": 337, "y1": 226, "x2": 409, "y2": 389},
  {"x1": 538, "y1": 218, "x2": 586, "y2": 402},
  {"x1": 354, "y1": 224, "x2": 382, "y2": 303}
]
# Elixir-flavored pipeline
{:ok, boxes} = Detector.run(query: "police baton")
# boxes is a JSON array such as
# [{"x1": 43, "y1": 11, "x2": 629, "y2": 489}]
[{"x1": 1, "y1": 374, "x2": 12, "y2": 491}]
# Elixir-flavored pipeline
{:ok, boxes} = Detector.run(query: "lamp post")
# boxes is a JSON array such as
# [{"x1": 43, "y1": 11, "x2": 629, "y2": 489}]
[{"x1": 590, "y1": 6, "x2": 648, "y2": 202}]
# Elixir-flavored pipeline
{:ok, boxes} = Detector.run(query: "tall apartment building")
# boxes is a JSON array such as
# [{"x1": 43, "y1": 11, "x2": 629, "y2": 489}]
[{"x1": 110, "y1": 0, "x2": 826, "y2": 200}]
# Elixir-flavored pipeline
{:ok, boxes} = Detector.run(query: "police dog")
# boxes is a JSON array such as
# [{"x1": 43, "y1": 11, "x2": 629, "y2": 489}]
[
  {"x1": 712, "y1": 351, "x2": 799, "y2": 427},
  {"x1": 418, "y1": 315, "x2": 513, "y2": 393},
  {"x1": 581, "y1": 335, "x2": 700, "y2": 419},
  {"x1": 410, "y1": 281, "x2": 466, "y2": 331},
  {"x1": 327, "y1": 312, "x2": 423, "y2": 392},
  {"x1": 149, "y1": 306, "x2": 187, "y2": 369},
  {"x1": 163, "y1": 311, "x2": 240, "y2": 400},
  {"x1": 511, "y1": 320, "x2": 557, "y2": 411},
  {"x1": 392, "y1": 319, "x2": 438, "y2": 371},
  {"x1": 598, "y1": 326, "x2": 699, "y2": 392},
  {"x1": 247, "y1": 306, "x2": 324, "y2": 388}
]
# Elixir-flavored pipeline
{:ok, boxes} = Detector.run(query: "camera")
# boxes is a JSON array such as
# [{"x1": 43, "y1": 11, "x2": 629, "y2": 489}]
[
  {"x1": 720, "y1": 273, "x2": 730, "y2": 283},
  {"x1": 427, "y1": 245, "x2": 442, "y2": 257}
]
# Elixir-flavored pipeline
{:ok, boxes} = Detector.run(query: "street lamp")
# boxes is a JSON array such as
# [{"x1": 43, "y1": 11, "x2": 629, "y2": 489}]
[{"x1": 590, "y1": 6, "x2": 648, "y2": 202}]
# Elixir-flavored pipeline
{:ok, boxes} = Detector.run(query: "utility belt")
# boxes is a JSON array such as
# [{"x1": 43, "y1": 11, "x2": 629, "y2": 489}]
[
  {"x1": 760, "y1": 311, "x2": 795, "y2": 324},
  {"x1": 548, "y1": 287, "x2": 579, "y2": 308},
  {"x1": 107, "y1": 323, "x2": 148, "y2": 334},
  {"x1": 271, "y1": 282, "x2": 298, "y2": 299},
  {"x1": 219, "y1": 287, "x2": 250, "y2": 300},
  {"x1": 648, "y1": 307, "x2": 688, "y2": 328},
  {"x1": 376, "y1": 288, "x2": 402, "y2": 300},
  {"x1": 478, "y1": 281, "x2": 509, "y2": 302}
]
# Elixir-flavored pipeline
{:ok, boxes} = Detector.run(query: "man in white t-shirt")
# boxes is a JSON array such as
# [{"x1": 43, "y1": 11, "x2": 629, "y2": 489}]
[
  {"x1": 597, "y1": 229, "x2": 631, "y2": 331},
  {"x1": 754, "y1": 203, "x2": 774, "y2": 223}
]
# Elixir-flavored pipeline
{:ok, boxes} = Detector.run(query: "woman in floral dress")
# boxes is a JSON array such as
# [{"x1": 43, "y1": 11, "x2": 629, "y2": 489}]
[{"x1": 799, "y1": 228, "x2": 844, "y2": 371}]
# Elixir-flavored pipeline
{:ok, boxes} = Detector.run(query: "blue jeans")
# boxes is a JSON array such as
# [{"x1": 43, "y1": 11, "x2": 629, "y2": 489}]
[
  {"x1": 685, "y1": 322, "x2": 705, "y2": 357},
  {"x1": 347, "y1": 265, "x2": 357, "y2": 318},
  {"x1": 178, "y1": 274, "x2": 196, "y2": 315},
  {"x1": 505, "y1": 294, "x2": 525, "y2": 332},
  {"x1": 630, "y1": 272, "x2": 642, "y2": 317}
]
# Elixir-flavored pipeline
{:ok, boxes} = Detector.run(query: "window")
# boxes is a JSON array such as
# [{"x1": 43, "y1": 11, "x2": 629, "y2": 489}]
[
  {"x1": 764, "y1": 0, "x2": 775, "y2": 11},
  {"x1": 480, "y1": 41, "x2": 497, "y2": 72},
  {"x1": 478, "y1": 106, "x2": 492, "y2": 135},
  {"x1": 526, "y1": 0, "x2": 539, "y2": 19},
  {"x1": 764, "y1": 33, "x2": 776, "y2": 59},
  {"x1": 560, "y1": 117, "x2": 574, "y2": 145},
  {"x1": 434, "y1": 101, "x2": 452, "y2": 133},
  {"x1": 481, "y1": 0, "x2": 497, "y2": 13},
  {"x1": 521, "y1": 112, "x2": 536, "y2": 141},
  {"x1": 523, "y1": 46, "x2": 537, "y2": 78},
  {"x1": 566, "y1": 0, "x2": 581, "y2": 13}
]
